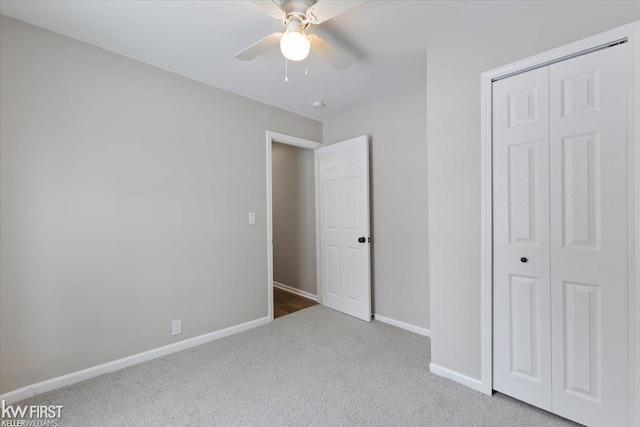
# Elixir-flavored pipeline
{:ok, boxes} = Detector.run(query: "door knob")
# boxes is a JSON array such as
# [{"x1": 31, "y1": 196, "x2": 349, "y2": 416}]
[
  {"x1": 520, "y1": 257, "x2": 528, "y2": 263},
  {"x1": 358, "y1": 237, "x2": 366, "y2": 243}
]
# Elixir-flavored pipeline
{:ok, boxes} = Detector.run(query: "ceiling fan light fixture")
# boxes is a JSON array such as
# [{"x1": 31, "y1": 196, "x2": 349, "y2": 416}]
[{"x1": 280, "y1": 31, "x2": 310, "y2": 61}]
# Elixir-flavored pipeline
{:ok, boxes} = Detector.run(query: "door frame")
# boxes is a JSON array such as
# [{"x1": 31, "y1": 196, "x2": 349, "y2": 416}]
[
  {"x1": 479, "y1": 20, "x2": 640, "y2": 425},
  {"x1": 265, "y1": 131, "x2": 323, "y2": 321}
]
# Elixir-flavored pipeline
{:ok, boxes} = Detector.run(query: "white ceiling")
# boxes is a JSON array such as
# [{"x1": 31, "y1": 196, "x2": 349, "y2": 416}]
[{"x1": 0, "y1": 1, "x2": 529, "y2": 120}]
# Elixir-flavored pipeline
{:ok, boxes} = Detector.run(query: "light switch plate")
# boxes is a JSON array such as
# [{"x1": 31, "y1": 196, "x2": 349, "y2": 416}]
[
  {"x1": 248, "y1": 212, "x2": 256, "y2": 225},
  {"x1": 172, "y1": 319, "x2": 182, "y2": 336}
]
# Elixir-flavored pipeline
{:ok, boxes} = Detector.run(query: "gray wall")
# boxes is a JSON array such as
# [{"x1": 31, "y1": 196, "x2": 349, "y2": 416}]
[
  {"x1": 0, "y1": 16, "x2": 322, "y2": 394},
  {"x1": 427, "y1": 1, "x2": 640, "y2": 380},
  {"x1": 272, "y1": 142, "x2": 317, "y2": 296},
  {"x1": 323, "y1": 82, "x2": 429, "y2": 330}
]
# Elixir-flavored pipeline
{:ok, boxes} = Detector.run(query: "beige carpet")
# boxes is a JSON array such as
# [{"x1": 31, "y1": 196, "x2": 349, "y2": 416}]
[{"x1": 14, "y1": 305, "x2": 577, "y2": 426}]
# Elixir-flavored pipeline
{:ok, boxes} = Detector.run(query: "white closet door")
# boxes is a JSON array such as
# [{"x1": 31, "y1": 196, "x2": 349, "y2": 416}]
[
  {"x1": 549, "y1": 43, "x2": 629, "y2": 427},
  {"x1": 493, "y1": 66, "x2": 552, "y2": 410}
]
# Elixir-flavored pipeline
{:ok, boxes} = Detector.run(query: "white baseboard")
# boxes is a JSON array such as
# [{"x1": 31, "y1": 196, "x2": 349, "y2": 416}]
[
  {"x1": 0, "y1": 316, "x2": 271, "y2": 404},
  {"x1": 429, "y1": 362, "x2": 484, "y2": 393},
  {"x1": 273, "y1": 281, "x2": 318, "y2": 302},
  {"x1": 372, "y1": 314, "x2": 431, "y2": 337}
]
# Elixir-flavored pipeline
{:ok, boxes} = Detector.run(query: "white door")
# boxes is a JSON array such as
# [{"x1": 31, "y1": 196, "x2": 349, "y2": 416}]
[
  {"x1": 493, "y1": 43, "x2": 629, "y2": 427},
  {"x1": 317, "y1": 135, "x2": 371, "y2": 322},
  {"x1": 492, "y1": 66, "x2": 553, "y2": 411},
  {"x1": 549, "y1": 43, "x2": 629, "y2": 427}
]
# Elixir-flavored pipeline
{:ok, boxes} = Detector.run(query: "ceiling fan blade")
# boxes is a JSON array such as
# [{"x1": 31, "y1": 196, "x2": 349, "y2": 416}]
[
  {"x1": 235, "y1": 32, "x2": 284, "y2": 61},
  {"x1": 308, "y1": 34, "x2": 352, "y2": 71},
  {"x1": 252, "y1": 0, "x2": 286, "y2": 19},
  {"x1": 306, "y1": 1, "x2": 366, "y2": 24}
]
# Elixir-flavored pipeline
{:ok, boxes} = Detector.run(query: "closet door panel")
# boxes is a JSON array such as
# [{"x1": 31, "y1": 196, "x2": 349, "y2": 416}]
[
  {"x1": 493, "y1": 66, "x2": 552, "y2": 410},
  {"x1": 549, "y1": 43, "x2": 629, "y2": 427}
]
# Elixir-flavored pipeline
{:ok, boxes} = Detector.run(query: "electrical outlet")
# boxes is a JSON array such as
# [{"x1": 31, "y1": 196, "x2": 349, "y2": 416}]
[
  {"x1": 171, "y1": 319, "x2": 182, "y2": 336},
  {"x1": 248, "y1": 212, "x2": 256, "y2": 225}
]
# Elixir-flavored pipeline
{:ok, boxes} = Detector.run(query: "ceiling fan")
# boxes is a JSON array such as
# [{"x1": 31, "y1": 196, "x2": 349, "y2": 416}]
[{"x1": 235, "y1": 0, "x2": 365, "y2": 71}]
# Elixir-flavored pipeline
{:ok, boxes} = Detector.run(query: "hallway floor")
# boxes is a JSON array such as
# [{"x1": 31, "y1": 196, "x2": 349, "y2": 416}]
[{"x1": 273, "y1": 287, "x2": 317, "y2": 318}]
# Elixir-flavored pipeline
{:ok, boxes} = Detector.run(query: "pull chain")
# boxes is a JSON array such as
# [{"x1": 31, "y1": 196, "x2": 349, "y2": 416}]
[
  {"x1": 305, "y1": 57, "x2": 308, "y2": 76},
  {"x1": 284, "y1": 58, "x2": 288, "y2": 82}
]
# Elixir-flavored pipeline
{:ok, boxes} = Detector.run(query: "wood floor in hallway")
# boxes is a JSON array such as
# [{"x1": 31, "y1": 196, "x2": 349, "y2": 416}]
[{"x1": 273, "y1": 287, "x2": 317, "y2": 318}]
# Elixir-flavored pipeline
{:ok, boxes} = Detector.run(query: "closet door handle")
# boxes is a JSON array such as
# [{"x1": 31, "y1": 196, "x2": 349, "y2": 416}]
[{"x1": 520, "y1": 257, "x2": 528, "y2": 263}]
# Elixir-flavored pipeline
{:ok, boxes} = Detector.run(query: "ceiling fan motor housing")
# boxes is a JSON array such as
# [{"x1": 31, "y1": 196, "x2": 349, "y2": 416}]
[{"x1": 284, "y1": 13, "x2": 309, "y2": 33}]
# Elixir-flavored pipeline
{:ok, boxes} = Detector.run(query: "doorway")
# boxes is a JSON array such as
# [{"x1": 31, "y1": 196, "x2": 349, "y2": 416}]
[
  {"x1": 266, "y1": 131, "x2": 373, "y2": 322},
  {"x1": 271, "y1": 140, "x2": 319, "y2": 318},
  {"x1": 266, "y1": 132, "x2": 322, "y2": 320}
]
